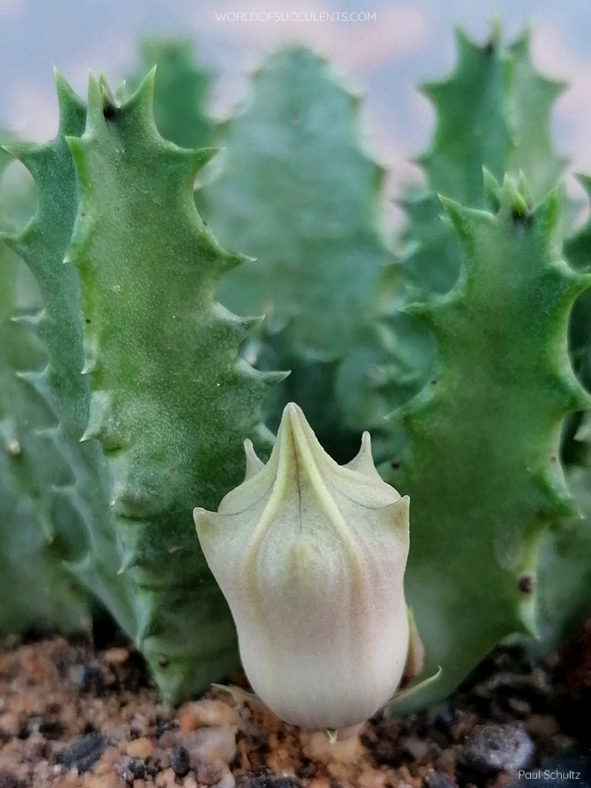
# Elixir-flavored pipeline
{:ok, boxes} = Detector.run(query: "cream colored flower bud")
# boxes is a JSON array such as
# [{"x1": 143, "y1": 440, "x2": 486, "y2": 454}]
[{"x1": 194, "y1": 402, "x2": 410, "y2": 731}]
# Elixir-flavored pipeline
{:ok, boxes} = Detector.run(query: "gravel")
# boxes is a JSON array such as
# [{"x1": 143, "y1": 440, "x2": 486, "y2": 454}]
[
  {"x1": 54, "y1": 731, "x2": 107, "y2": 772},
  {"x1": 0, "y1": 628, "x2": 589, "y2": 787},
  {"x1": 459, "y1": 722, "x2": 534, "y2": 775},
  {"x1": 169, "y1": 744, "x2": 191, "y2": 777}
]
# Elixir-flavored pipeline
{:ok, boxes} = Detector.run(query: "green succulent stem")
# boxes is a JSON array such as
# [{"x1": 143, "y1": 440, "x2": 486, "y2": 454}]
[
  {"x1": 389, "y1": 177, "x2": 590, "y2": 710},
  {"x1": 67, "y1": 71, "x2": 281, "y2": 701},
  {"x1": 1, "y1": 77, "x2": 136, "y2": 636}
]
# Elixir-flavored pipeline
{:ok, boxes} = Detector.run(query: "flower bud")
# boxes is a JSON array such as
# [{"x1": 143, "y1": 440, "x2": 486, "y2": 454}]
[{"x1": 194, "y1": 402, "x2": 410, "y2": 731}]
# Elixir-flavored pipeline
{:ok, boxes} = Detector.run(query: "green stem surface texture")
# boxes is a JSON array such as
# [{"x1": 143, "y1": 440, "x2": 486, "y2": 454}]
[
  {"x1": 67, "y1": 72, "x2": 280, "y2": 701},
  {"x1": 1, "y1": 80, "x2": 135, "y2": 635},
  {"x1": 388, "y1": 178, "x2": 590, "y2": 711}
]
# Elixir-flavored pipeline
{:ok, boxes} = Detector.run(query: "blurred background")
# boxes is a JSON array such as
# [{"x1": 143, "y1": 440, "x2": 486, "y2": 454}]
[{"x1": 1, "y1": 0, "x2": 590, "y2": 204}]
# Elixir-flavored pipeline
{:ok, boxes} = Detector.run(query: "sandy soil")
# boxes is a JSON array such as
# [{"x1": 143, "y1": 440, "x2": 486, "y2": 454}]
[{"x1": 1, "y1": 623, "x2": 590, "y2": 787}]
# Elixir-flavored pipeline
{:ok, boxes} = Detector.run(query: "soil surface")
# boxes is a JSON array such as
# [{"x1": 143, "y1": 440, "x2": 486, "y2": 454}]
[{"x1": 1, "y1": 623, "x2": 591, "y2": 788}]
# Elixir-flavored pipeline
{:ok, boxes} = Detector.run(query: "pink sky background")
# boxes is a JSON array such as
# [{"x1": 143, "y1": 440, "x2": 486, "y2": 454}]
[{"x1": 1, "y1": 0, "x2": 591, "y2": 218}]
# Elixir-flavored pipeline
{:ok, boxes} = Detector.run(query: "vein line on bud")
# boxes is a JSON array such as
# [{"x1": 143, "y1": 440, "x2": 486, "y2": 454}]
[{"x1": 244, "y1": 404, "x2": 364, "y2": 609}]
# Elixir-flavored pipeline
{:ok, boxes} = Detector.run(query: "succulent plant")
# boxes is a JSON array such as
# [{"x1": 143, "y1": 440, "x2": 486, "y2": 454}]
[
  {"x1": 374, "y1": 28, "x2": 590, "y2": 708},
  {"x1": 355, "y1": 27, "x2": 568, "y2": 442},
  {"x1": 535, "y1": 176, "x2": 591, "y2": 650},
  {"x1": 386, "y1": 175, "x2": 591, "y2": 710},
  {"x1": 127, "y1": 38, "x2": 214, "y2": 149},
  {"x1": 65, "y1": 71, "x2": 284, "y2": 701},
  {"x1": 0, "y1": 80, "x2": 131, "y2": 637},
  {"x1": 199, "y1": 45, "x2": 393, "y2": 460},
  {"x1": 0, "y1": 27, "x2": 590, "y2": 718},
  {"x1": 0, "y1": 231, "x2": 91, "y2": 635},
  {"x1": 0, "y1": 66, "x2": 282, "y2": 702}
]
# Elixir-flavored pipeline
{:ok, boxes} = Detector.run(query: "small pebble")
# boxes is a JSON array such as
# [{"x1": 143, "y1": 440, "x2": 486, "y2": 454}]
[
  {"x1": 422, "y1": 771, "x2": 458, "y2": 788},
  {"x1": 426, "y1": 703, "x2": 455, "y2": 732},
  {"x1": 158, "y1": 730, "x2": 178, "y2": 749},
  {"x1": 178, "y1": 699, "x2": 239, "y2": 733},
  {"x1": 0, "y1": 770, "x2": 21, "y2": 788},
  {"x1": 76, "y1": 663, "x2": 104, "y2": 693},
  {"x1": 183, "y1": 726, "x2": 237, "y2": 764},
  {"x1": 93, "y1": 744, "x2": 120, "y2": 776},
  {"x1": 195, "y1": 761, "x2": 222, "y2": 785},
  {"x1": 400, "y1": 735, "x2": 430, "y2": 762},
  {"x1": 169, "y1": 745, "x2": 191, "y2": 778},
  {"x1": 507, "y1": 696, "x2": 531, "y2": 716},
  {"x1": 300, "y1": 729, "x2": 361, "y2": 764},
  {"x1": 104, "y1": 647, "x2": 130, "y2": 665},
  {"x1": 216, "y1": 765, "x2": 236, "y2": 788},
  {"x1": 54, "y1": 732, "x2": 106, "y2": 773},
  {"x1": 126, "y1": 736, "x2": 154, "y2": 760},
  {"x1": 526, "y1": 714, "x2": 560, "y2": 740},
  {"x1": 84, "y1": 776, "x2": 121, "y2": 788},
  {"x1": 121, "y1": 756, "x2": 146, "y2": 781},
  {"x1": 460, "y1": 722, "x2": 534, "y2": 775},
  {"x1": 0, "y1": 713, "x2": 20, "y2": 737},
  {"x1": 155, "y1": 767, "x2": 177, "y2": 787},
  {"x1": 238, "y1": 775, "x2": 300, "y2": 787}
]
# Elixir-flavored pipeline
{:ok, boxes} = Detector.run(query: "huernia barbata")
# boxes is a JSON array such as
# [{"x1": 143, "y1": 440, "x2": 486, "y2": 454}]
[{"x1": 194, "y1": 402, "x2": 410, "y2": 732}]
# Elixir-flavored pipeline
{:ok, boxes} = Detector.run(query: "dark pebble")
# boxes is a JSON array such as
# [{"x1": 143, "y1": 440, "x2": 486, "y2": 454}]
[
  {"x1": 39, "y1": 719, "x2": 65, "y2": 740},
  {"x1": 54, "y1": 731, "x2": 107, "y2": 772},
  {"x1": 121, "y1": 757, "x2": 146, "y2": 781},
  {"x1": 239, "y1": 777, "x2": 302, "y2": 788},
  {"x1": 169, "y1": 745, "x2": 190, "y2": 778},
  {"x1": 77, "y1": 663, "x2": 104, "y2": 694},
  {"x1": 128, "y1": 758, "x2": 146, "y2": 778},
  {"x1": 298, "y1": 759, "x2": 316, "y2": 779},
  {"x1": 0, "y1": 771, "x2": 25, "y2": 788},
  {"x1": 423, "y1": 772, "x2": 458, "y2": 788},
  {"x1": 460, "y1": 722, "x2": 534, "y2": 776},
  {"x1": 426, "y1": 703, "x2": 455, "y2": 732},
  {"x1": 154, "y1": 713, "x2": 173, "y2": 738}
]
